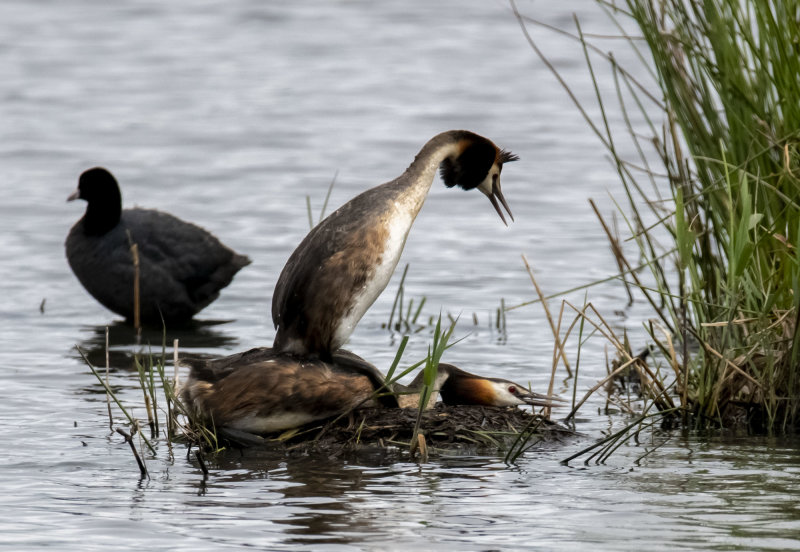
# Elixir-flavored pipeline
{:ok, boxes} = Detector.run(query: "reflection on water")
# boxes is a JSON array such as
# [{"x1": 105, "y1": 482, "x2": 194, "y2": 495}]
[
  {"x1": 2, "y1": 0, "x2": 800, "y2": 550},
  {"x1": 72, "y1": 320, "x2": 241, "y2": 369},
  {"x1": 209, "y1": 453, "x2": 395, "y2": 545},
  {"x1": 107, "y1": 437, "x2": 800, "y2": 550},
  {"x1": 78, "y1": 320, "x2": 238, "y2": 366}
]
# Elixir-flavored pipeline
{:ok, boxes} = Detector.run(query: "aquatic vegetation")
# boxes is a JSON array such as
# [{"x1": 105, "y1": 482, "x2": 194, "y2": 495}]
[
  {"x1": 513, "y1": 0, "x2": 800, "y2": 430},
  {"x1": 79, "y1": 320, "x2": 568, "y2": 476},
  {"x1": 78, "y1": 329, "x2": 220, "y2": 478},
  {"x1": 383, "y1": 263, "x2": 508, "y2": 337},
  {"x1": 305, "y1": 171, "x2": 337, "y2": 229}
]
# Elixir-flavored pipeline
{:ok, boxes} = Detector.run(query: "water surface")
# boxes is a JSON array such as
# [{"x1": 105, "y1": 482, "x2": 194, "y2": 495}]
[{"x1": 1, "y1": 1, "x2": 799, "y2": 549}]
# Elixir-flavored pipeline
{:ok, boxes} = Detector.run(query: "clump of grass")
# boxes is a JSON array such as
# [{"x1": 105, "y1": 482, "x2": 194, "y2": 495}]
[
  {"x1": 79, "y1": 333, "x2": 220, "y2": 477},
  {"x1": 409, "y1": 313, "x2": 457, "y2": 460},
  {"x1": 82, "y1": 320, "x2": 564, "y2": 470},
  {"x1": 306, "y1": 172, "x2": 338, "y2": 229},
  {"x1": 384, "y1": 264, "x2": 428, "y2": 332},
  {"x1": 383, "y1": 264, "x2": 500, "y2": 334},
  {"x1": 514, "y1": 0, "x2": 800, "y2": 430},
  {"x1": 621, "y1": 0, "x2": 800, "y2": 430}
]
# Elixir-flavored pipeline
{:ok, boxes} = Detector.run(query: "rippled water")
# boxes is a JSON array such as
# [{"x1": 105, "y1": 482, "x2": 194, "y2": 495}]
[{"x1": 2, "y1": 0, "x2": 799, "y2": 549}]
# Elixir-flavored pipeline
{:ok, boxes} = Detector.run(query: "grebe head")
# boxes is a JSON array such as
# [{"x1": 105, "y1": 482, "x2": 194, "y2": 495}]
[
  {"x1": 439, "y1": 131, "x2": 518, "y2": 225},
  {"x1": 480, "y1": 378, "x2": 549, "y2": 407},
  {"x1": 437, "y1": 363, "x2": 559, "y2": 408}
]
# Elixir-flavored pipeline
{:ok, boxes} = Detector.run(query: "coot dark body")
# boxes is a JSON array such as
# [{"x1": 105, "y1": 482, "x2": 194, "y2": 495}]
[{"x1": 66, "y1": 167, "x2": 251, "y2": 324}]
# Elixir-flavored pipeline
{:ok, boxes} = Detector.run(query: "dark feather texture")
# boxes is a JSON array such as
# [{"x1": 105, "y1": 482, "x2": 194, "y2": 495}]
[
  {"x1": 66, "y1": 168, "x2": 250, "y2": 324},
  {"x1": 439, "y1": 133, "x2": 497, "y2": 190}
]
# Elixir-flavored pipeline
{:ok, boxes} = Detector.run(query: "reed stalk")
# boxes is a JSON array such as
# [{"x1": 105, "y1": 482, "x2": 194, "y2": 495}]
[
  {"x1": 513, "y1": 0, "x2": 800, "y2": 430},
  {"x1": 306, "y1": 171, "x2": 338, "y2": 229},
  {"x1": 77, "y1": 346, "x2": 156, "y2": 454},
  {"x1": 130, "y1": 242, "x2": 140, "y2": 332},
  {"x1": 410, "y1": 314, "x2": 457, "y2": 446},
  {"x1": 105, "y1": 326, "x2": 112, "y2": 429}
]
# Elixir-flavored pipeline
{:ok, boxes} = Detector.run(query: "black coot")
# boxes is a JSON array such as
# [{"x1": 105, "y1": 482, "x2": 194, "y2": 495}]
[{"x1": 66, "y1": 167, "x2": 251, "y2": 324}]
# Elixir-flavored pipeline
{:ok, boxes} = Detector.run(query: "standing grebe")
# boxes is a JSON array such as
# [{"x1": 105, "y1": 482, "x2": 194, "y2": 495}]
[
  {"x1": 272, "y1": 130, "x2": 518, "y2": 359},
  {"x1": 66, "y1": 167, "x2": 251, "y2": 324},
  {"x1": 180, "y1": 350, "x2": 559, "y2": 434}
]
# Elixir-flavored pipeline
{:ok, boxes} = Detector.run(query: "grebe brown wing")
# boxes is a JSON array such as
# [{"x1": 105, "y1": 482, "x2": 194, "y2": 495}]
[
  {"x1": 179, "y1": 347, "x2": 278, "y2": 382},
  {"x1": 330, "y1": 349, "x2": 398, "y2": 407},
  {"x1": 182, "y1": 347, "x2": 398, "y2": 408},
  {"x1": 180, "y1": 349, "x2": 398, "y2": 434}
]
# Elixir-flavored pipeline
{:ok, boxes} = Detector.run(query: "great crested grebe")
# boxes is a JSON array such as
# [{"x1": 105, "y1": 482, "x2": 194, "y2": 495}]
[
  {"x1": 272, "y1": 130, "x2": 518, "y2": 360},
  {"x1": 393, "y1": 363, "x2": 558, "y2": 410},
  {"x1": 180, "y1": 349, "x2": 559, "y2": 435},
  {"x1": 66, "y1": 167, "x2": 251, "y2": 324}
]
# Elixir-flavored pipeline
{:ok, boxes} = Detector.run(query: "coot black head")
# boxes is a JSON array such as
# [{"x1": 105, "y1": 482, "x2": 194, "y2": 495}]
[{"x1": 67, "y1": 167, "x2": 122, "y2": 235}]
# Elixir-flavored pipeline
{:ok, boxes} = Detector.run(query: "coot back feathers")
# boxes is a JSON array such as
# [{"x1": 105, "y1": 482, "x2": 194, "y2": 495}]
[{"x1": 66, "y1": 167, "x2": 251, "y2": 324}]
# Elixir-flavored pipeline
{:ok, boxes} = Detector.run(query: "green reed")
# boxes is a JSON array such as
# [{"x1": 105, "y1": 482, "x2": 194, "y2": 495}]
[
  {"x1": 79, "y1": 331, "x2": 221, "y2": 477},
  {"x1": 306, "y1": 171, "x2": 338, "y2": 229},
  {"x1": 410, "y1": 313, "x2": 457, "y2": 445},
  {"x1": 514, "y1": 0, "x2": 800, "y2": 429}
]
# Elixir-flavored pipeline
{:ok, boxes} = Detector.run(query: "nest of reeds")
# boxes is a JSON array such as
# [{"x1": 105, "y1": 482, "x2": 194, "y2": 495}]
[{"x1": 202, "y1": 404, "x2": 574, "y2": 459}]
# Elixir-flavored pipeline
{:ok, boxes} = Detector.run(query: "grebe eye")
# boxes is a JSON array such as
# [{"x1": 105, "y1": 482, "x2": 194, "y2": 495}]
[{"x1": 508, "y1": 386, "x2": 516, "y2": 394}]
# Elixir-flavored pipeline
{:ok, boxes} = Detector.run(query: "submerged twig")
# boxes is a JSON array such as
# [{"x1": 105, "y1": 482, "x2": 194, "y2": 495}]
[
  {"x1": 195, "y1": 450, "x2": 209, "y2": 478},
  {"x1": 116, "y1": 426, "x2": 149, "y2": 478}
]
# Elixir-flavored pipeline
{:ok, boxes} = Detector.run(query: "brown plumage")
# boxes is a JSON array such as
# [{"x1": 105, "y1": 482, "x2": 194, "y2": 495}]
[
  {"x1": 401, "y1": 363, "x2": 559, "y2": 410},
  {"x1": 272, "y1": 130, "x2": 517, "y2": 360},
  {"x1": 180, "y1": 348, "x2": 396, "y2": 434},
  {"x1": 180, "y1": 351, "x2": 561, "y2": 435}
]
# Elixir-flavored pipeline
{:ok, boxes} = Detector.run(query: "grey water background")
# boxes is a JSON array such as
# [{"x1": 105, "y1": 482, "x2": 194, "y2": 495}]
[{"x1": 2, "y1": 0, "x2": 799, "y2": 550}]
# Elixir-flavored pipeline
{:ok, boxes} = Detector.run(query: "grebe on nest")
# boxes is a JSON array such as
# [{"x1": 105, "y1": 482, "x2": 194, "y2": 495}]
[
  {"x1": 180, "y1": 349, "x2": 559, "y2": 435},
  {"x1": 66, "y1": 167, "x2": 250, "y2": 324},
  {"x1": 271, "y1": 130, "x2": 517, "y2": 360}
]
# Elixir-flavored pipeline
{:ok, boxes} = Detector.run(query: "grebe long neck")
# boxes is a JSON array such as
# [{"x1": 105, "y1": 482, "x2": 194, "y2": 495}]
[
  {"x1": 394, "y1": 131, "x2": 465, "y2": 216},
  {"x1": 312, "y1": 133, "x2": 465, "y2": 354},
  {"x1": 393, "y1": 364, "x2": 453, "y2": 409},
  {"x1": 271, "y1": 130, "x2": 512, "y2": 360}
]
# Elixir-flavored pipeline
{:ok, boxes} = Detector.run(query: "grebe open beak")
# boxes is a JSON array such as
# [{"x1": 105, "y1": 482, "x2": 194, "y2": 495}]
[
  {"x1": 517, "y1": 389, "x2": 567, "y2": 408},
  {"x1": 478, "y1": 177, "x2": 514, "y2": 226},
  {"x1": 487, "y1": 180, "x2": 513, "y2": 226}
]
